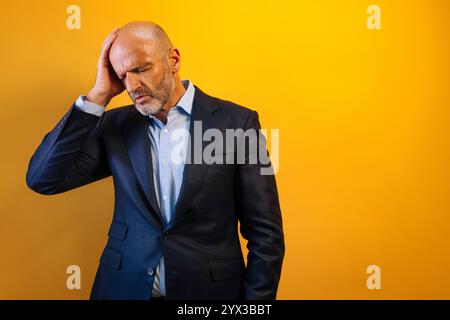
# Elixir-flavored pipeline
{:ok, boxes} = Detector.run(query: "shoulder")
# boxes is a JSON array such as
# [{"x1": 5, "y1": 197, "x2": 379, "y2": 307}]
[
  {"x1": 96, "y1": 104, "x2": 138, "y2": 132},
  {"x1": 213, "y1": 96, "x2": 255, "y2": 116},
  {"x1": 102, "y1": 104, "x2": 137, "y2": 122},
  {"x1": 103, "y1": 104, "x2": 136, "y2": 118},
  {"x1": 196, "y1": 87, "x2": 258, "y2": 128}
]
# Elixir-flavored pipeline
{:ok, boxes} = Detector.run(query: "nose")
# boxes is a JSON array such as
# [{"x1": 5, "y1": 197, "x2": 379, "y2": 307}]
[{"x1": 124, "y1": 72, "x2": 141, "y2": 94}]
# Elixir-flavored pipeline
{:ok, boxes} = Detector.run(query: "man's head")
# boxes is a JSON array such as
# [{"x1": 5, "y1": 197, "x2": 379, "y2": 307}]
[{"x1": 109, "y1": 21, "x2": 181, "y2": 116}]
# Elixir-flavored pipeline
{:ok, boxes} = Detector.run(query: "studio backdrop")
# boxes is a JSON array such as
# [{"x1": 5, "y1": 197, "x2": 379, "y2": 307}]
[{"x1": 1, "y1": 0, "x2": 449, "y2": 299}]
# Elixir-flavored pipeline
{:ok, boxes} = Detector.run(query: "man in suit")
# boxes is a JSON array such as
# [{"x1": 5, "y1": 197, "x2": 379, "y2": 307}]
[{"x1": 26, "y1": 21, "x2": 285, "y2": 300}]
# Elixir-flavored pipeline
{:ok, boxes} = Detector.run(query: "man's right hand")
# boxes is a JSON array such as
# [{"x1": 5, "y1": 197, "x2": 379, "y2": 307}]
[{"x1": 87, "y1": 28, "x2": 124, "y2": 107}]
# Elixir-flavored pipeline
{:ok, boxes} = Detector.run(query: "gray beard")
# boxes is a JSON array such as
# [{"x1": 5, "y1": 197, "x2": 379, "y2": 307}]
[
  {"x1": 135, "y1": 99, "x2": 164, "y2": 116},
  {"x1": 133, "y1": 71, "x2": 175, "y2": 116}
]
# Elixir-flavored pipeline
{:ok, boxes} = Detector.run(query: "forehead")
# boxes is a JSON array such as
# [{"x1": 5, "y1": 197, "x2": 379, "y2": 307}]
[{"x1": 109, "y1": 38, "x2": 160, "y2": 70}]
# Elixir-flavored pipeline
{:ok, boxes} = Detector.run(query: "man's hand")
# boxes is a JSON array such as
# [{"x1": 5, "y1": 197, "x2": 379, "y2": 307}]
[{"x1": 87, "y1": 28, "x2": 124, "y2": 107}]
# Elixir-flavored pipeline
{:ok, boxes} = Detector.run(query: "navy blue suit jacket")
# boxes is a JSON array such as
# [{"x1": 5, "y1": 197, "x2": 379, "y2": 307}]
[{"x1": 26, "y1": 86, "x2": 285, "y2": 300}]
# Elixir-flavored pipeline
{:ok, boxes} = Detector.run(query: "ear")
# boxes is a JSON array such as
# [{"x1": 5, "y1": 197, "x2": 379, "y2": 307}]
[{"x1": 168, "y1": 48, "x2": 181, "y2": 73}]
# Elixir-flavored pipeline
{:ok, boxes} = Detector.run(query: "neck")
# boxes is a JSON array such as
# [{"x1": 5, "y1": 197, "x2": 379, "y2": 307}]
[{"x1": 153, "y1": 79, "x2": 186, "y2": 124}]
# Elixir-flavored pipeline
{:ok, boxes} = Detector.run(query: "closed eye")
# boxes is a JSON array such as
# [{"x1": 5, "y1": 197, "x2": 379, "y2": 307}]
[{"x1": 118, "y1": 63, "x2": 151, "y2": 79}]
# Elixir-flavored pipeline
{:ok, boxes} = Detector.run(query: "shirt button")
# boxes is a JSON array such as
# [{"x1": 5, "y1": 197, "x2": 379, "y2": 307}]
[
  {"x1": 162, "y1": 195, "x2": 167, "y2": 200},
  {"x1": 147, "y1": 267, "x2": 154, "y2": 276},
  {"x1": 162, "y1": 160, "x2": 167, "y2": 165},
  {"x1": 163, "y1": 129, "x2": 168, "y2": 133}
]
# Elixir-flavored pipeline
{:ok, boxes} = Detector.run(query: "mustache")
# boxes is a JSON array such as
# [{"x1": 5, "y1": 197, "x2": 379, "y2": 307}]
[{"x1": 130, "y1": 89, "x2": 153, "y2": 100}]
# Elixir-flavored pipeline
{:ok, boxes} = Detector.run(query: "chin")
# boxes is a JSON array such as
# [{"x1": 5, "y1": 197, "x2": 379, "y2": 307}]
[{"x1": 134, "y1": 103, "x2": 163, "y2": 116}]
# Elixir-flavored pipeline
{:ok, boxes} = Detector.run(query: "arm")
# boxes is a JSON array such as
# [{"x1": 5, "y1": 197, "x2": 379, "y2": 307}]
[
  {"x1": 26, "y1": 98, "x2": 110, "y2": 195},
  {"x1": 236, "y1": 110, "x2": 285, "y2": 300},
  {"x1": 26, "y1": 27, "x2": 125, "y2": 195}
]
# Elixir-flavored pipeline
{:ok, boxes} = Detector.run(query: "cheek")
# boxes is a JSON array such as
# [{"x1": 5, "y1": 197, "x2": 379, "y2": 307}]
[
  {"x1": 135, "y1": 72, "x2": 152, "y2": 87},
  {"x1": 144, "y1": 70, "x2": 164, "y2": 87}
]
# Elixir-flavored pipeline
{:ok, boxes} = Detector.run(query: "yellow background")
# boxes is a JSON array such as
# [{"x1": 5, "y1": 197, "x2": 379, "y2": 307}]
[{"x1": 1, "y1": 0, "x2": 449, "y2": 299}]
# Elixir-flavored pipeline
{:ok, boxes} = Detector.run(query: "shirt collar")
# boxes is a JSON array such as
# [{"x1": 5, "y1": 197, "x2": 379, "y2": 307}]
[
  {"x1": 176, "y1": 80, "x2": 195, "y2": 115},
  {"x1": 148, "y1": 79, "x2": 195, "y2": 123}
]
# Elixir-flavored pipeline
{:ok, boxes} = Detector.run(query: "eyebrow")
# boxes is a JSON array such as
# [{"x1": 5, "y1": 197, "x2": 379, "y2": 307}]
[
  {"x1": 130, "y1": 61, "x2": 152, "y2": 71},
  {"x1": 118, "y1": 61, "x2": 152, "y2": 79}
]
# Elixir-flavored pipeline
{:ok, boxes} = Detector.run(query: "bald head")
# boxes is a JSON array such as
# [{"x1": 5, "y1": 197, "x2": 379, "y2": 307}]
[
  {"x1": 107, "y1": 21, "x2": 184, "y2": 118},
  {"x1": 110, "y1": 21, "x2": 173, "y2": 60}
]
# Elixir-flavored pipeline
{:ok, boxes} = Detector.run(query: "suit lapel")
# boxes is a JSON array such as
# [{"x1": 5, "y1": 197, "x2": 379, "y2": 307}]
[
  {"x1": 166, "y1": 86, "x2": 220, "y2": 230},
  {"x1": 122, "y1": 110, "x2": 164, "y2": 229}
]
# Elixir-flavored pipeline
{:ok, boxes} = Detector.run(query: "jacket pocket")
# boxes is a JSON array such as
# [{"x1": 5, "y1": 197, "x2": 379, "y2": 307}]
[
  {"x1": 209, "y1": 259, "x2": 244, "y2": 281},
  {"x1": 100, "y1": 246, "x2": 123, "y2": 270},
  {"x1": 107, "y1": 221, "x2": 128, "y2": 241}
]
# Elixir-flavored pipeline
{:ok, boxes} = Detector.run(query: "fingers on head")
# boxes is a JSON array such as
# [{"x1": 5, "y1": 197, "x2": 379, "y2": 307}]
[{"x1": 102, "y1": 28, "x2": 120, "y2": 50}]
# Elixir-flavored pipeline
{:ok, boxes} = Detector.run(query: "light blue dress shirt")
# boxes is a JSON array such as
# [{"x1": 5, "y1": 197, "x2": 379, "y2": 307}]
[{"x1": 75, "y1": 80, "x2": 195, "y2": 298}]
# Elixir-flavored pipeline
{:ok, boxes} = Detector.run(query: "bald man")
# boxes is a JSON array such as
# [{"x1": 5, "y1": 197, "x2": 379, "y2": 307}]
[{"x1": 26, "y1": 22, "x2": 285, "y2": 300}]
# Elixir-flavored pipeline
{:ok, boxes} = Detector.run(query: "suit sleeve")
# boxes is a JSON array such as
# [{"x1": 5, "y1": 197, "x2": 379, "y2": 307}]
[
  {"x1": 235, "y1": 110, "x2": 285, "y2": 300},
  {"x1": 26, "y1": 102, "x2": 111, "y2": 195}
]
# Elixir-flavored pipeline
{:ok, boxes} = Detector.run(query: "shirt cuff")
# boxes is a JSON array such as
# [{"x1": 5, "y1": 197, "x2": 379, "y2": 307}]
[{"x1": 75, "y1": 95, "x2": 105, "y2": 117}]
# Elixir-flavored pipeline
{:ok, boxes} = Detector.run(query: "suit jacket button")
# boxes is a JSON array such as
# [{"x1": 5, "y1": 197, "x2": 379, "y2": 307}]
[
  {"x1": 162, "y1": 232, "x2": 170, "y2": 240},
  {"x1": 147, "y1": 267, "x2": 154, "y2": 276}
]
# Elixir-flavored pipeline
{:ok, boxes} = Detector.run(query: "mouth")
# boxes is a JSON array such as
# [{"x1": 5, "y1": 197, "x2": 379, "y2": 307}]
[{"x1": 135, "y1": 95, "x2": 149, "y2": 103}]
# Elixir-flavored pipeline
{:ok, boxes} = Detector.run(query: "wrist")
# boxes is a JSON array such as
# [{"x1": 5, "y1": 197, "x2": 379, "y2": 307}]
[{"x1": 86, "y1": 89, "x2": 111, "y2": 107}]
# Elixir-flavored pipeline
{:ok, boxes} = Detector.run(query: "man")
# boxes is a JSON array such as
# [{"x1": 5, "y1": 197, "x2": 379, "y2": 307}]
[{"x1": 26, "y1": 21, "x2": 285, "y2": 300}]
